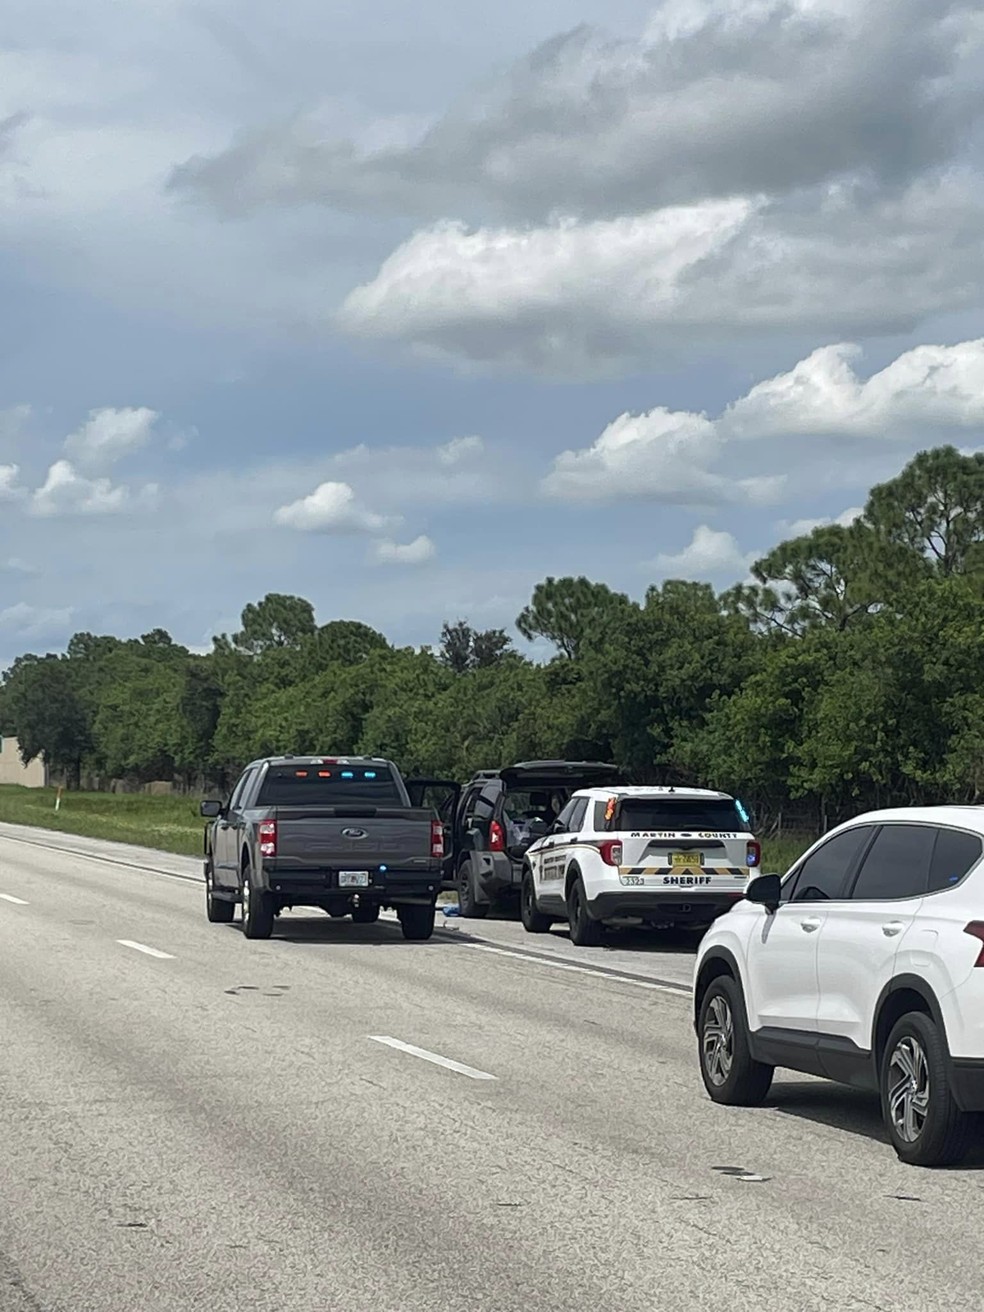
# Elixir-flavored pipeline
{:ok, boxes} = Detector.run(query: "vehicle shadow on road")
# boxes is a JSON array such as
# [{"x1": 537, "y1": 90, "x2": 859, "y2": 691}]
[
  {"x1": 770, "y1": 1082, "x2": 984, "y2": 1169},
  {"x1": 223, "y1": 917, "x2": 464, "y2": 947}
]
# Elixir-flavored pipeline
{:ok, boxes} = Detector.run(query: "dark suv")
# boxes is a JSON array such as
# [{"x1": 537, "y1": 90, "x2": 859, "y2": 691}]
[{"x1": 448, "y1": 760, "x2": 622, "y2": 918}]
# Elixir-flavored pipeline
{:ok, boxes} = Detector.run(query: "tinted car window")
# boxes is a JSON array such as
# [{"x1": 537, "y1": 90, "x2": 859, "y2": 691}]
[
  {"x1": 788, "y1": 826, "x2": 873, "y2": 902},
  {"x1": 568, "y1": 798, "x2": 589, "y2": 833},
  {"x1": 256, "y1": 765, "x2": 402, "y2": 807},
  {"x1": 929, "y1": 828, "x2": 983, "y2": 893},
  {"x1": 611, "y1": 798, "x2": 744, "y2": 831},
  {"x1": 850, "y1": 824, "x2": 935, "y2": 901},
  {"x1": 228, "y1": 767, "x2": 255, "y2": 811},
  {"x1": 552, "y1": 798, "x2": 579, "y2": 832}
]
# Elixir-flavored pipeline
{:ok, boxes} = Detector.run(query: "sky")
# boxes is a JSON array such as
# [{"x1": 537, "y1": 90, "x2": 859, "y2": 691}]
[{"x1": 2, "y1": 0, "x2": 984, "y2": 663}]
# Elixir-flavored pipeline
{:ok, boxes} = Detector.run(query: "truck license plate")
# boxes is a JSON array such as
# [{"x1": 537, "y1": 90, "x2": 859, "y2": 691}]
[{"x1": 339, "y1": 870, "x2": 370, "y2": 888}]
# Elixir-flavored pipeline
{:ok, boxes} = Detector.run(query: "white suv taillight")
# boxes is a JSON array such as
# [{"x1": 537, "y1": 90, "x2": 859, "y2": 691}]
[
  {"x1": 258, "y1": 820, "x2": 277, "y2": 858},
  {"x1": 963, "y1": 922, "x2": 984, "y2": 966},
  {"x1": 431, "y1": 819, "x2": 445, "y2": 859},
  {"x1": 746, "y1": 840, "x2": 761, "y2": 868},
  {"x1": 598, "y1": 839, "x2": 623, "y2": 867}
]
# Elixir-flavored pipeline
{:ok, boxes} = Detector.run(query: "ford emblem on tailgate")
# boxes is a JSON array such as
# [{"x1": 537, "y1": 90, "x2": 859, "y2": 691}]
[{"x1": 341, "y1": 827, "x2": 368, "y2": 839}]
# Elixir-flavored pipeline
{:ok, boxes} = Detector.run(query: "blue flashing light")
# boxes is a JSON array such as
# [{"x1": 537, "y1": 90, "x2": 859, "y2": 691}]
[
  {"x1": 735, "y1": 798, "x2": 750, "y2": 825},
  {"x1": 379, "y1": 864, "x2": 388, "y2": 873},
  {"x1": 341, "y1": 770, "x2": 354, "y2": 778},
  {"x1": 364, "y1": 771, "x2": 377, "y2": 779}
]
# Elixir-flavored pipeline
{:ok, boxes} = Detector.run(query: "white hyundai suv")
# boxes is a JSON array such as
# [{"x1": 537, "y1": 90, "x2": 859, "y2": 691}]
[{"x1": 693, "y1": 806, "x2": 984, "y2": 1167}]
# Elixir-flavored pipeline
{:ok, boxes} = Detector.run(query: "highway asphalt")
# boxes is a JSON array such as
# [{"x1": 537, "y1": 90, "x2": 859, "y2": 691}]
[{"x1": 0, "y1": 820, "x2": 982, "y2": 1312}]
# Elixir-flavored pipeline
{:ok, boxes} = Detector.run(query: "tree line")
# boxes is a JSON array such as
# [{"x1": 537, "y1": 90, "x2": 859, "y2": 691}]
[{"x1": 4, "y1": 445, "x2": 984, "y2": 835}]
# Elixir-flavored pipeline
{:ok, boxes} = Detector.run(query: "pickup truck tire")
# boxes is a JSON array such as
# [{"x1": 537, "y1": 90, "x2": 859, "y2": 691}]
[
  {"x1": 398, "y1": 903, "x2": 436, "y2": 941},
  {"x1": 458, "y1": 860, "x2": 489, "y2": 920},
  {"x1": 205, "y1": 858, "x2": 235, "y2": 924},
  {"x1": 567, "y1": 874, "x2": 603, "y2": 947},
  {"x1": 241, "y1": 860, "x2": 275, "y2": 940},
  {"x1": 520, "y1": 870, "x2": 553, "y2": 934},
  {"x1": 352, "y1": 902, "x2": 380, "y2": 925}
]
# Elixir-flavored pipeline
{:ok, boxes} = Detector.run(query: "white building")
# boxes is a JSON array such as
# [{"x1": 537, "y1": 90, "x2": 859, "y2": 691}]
[{"x1": 0, "y1": 737, "x2": 49, "y2": 788}]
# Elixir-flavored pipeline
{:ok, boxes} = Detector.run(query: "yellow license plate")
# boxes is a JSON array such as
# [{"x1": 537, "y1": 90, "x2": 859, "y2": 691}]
[{"x1": 671, "y1": 851, "x2": 704, "y2": 868}]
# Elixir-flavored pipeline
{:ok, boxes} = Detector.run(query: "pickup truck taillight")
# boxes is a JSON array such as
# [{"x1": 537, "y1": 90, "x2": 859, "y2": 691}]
[
  {"x1": 488, "y1": 820, "x2": 505, "y2": 852},
  {"x1": 746, "y1": 840, "x2": 761, "y2": 868},
  {"x1": 258, "y1": 820, "x2": 277, "y2": 858},
  {"x1": 598, "y1": 839, "x2": 623, "y2": 866},
  {"x1": 431, "y1": 819, "x2": 445, "y2": 859}
]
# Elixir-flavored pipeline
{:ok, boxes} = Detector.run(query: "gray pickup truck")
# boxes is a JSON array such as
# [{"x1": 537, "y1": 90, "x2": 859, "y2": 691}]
[{"x1": 200, "y1": 755, "x2": 445, "y2": 941}]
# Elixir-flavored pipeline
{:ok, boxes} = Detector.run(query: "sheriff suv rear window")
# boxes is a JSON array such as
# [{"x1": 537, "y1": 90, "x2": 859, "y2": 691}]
[
  {"x1": 612, "y1": 798, "x2": 745, "y2": 831},
  {"x1": 257, "y1": 765, "x2": 402, "y2": 807}
]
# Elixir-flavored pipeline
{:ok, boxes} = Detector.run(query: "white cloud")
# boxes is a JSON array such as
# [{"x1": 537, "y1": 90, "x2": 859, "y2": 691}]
[
  {"x1": 63, "y1": 406, "x2": 159, "y2": 470},
  {"x1": 273, "y1": 480, "x2": 392, "y2": 533},
  {"x1": 544, "y1": 337, "x2": 984, "y2": 508},
  {"x1": 0, "y1": 602, "x2": 73, "y2": 640},
  {"x1": 651, "y1": 526, "x2": 754, "y2": 580},
  {"x1": 337, "y1": 200, "x2": 758, "y2": 377},
  {"x1": 0, "y1": 465, "x2": 24, "y2": 499},
  {"x1": 370, "y1": 535, "x2": 437, "y2": 566},
  {"x1": 722, "y1": 340, "x2": 984, "y2": 440},
  {"x1": 779, "y1": 506, "x2": 864, "y2": 538},
  {"x1": 29, "y1": 460, "x2": 156, "y2": 518},
  {"x1": 436, "y1": 435, "x2": 483, "y2": 465},
  {"x1": 543, "y1": 406, "x2": 783, "y2": 507},
  {"x1": 335, "y1": 172, "x2": 984, "y2": 378}
]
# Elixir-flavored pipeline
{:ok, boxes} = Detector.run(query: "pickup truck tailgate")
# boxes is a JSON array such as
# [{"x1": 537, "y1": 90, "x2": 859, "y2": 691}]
[{"x1": 269, "y1": 807, "x2": 435, "y2": 870}]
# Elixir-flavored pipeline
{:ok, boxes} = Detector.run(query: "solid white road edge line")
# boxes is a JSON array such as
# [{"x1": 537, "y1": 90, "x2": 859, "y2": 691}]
[
  {"x1": 466, "y1": 943, "x2": 690, "y2": 997},
  {"x1": 369, "y1": 1035, "x2": 497, "y2": 1081},
  {"x1": 0, "y1": 893, "x2": 28, "y2": 905},
  {"x1": 116, "y1": 939, "x2": 176, "y2": 960}
]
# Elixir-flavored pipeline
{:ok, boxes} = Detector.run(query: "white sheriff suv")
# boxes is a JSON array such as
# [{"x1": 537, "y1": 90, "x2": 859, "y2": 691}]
[
  {"x1": 693, "y1": 806, "x2": 984, "y2": 1167},
  {"x1": 520, "y1": 785, "x2": 761, "y2": 945}
]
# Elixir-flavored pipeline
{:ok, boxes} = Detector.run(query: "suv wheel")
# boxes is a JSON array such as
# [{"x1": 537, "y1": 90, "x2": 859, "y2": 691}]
[
  {"x1": 458, "y1": 860, "x2": 488, "y2": 920},
  {"x1": 697, "y1": 975, "x2": 774, "y2": 1105},
  {"x1": 520, "y1": 870, "x2": 553, "y2": 934},
  {"x1": 567, "y1": 875, "x2": 603, "y2": 947},
  {"x1": 205, "y1": 857, "x2": 234, "y2": 924},
  {"x1": 240, "y1": 860, "x2": 275, "y2": 940},
  {"x1": 880, "y1": 1012, "x2": 974, "y2": 1167}
]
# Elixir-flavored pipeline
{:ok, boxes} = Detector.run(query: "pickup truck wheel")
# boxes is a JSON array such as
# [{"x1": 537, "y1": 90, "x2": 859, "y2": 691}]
[
  {"x1": 205, "y1": 859, "x2": 234, "y2": 924},
  {"x1": 352, "y1": 903, "x2": 380, "y2": 925},
  {"x1": 240, "y1": 862, "x2": 275, "y2": 940},
  {"x1": 458, "y1": 861, "x2": 489, "y2": 920},
  {"x1": 567, "y1": 876, "x2": 603, "y2": 947},
  {"x1": 520, "y1": 871, "x2": 552, "y2": 934},
  {"x1": 399, "y1": 903, "x2": 436, "y2": 941}
]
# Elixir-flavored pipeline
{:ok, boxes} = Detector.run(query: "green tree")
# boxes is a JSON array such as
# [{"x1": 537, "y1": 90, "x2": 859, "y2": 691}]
[
  {"x1": 516, "y1": 576, "x2": 633, "y2": 659},
  {"x1": 864, "y1": 445, "x2": 984, "y2": 577},
  {"x1": 3, "y1": 655, "x2": 92, "y2": 785}
]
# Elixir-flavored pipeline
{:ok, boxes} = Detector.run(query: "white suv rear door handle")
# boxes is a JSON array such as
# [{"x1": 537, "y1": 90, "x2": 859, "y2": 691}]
[
  {"x1": 799, "y1": 917, "x2": 822, "y2": 933},
  {"x1": 881, "y1": 921, "x2": 905, "y2": 937}
]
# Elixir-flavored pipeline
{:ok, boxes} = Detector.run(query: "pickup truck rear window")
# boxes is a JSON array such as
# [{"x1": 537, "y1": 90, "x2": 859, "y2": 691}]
[
  {"x1": 612, "y1": 798, "x2": 745, "y2": 831},
  {"x1": 256, "y1": 766, "x2": 403, "y2": 807}
]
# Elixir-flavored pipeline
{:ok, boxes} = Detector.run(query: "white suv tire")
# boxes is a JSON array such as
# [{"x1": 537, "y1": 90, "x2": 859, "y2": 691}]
[
  {"x1": 880, "y1": 1012, "x2": 975, "y2": 1168},
  {"x1": 697, "y1": 975, "x2": 774, "y2": 1106}
]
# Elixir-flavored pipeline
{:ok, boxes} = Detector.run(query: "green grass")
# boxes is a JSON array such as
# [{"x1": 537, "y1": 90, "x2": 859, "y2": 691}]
[
  {"x1": 0, "y1": 785, "x2": 205, "y2": 857},
  {"x1": 762, "y1": 834, "x2": 813, "y2": 874}
]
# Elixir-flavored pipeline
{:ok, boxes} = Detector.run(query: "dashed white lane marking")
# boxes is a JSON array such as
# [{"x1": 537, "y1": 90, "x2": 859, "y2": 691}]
[
  {"x1": 465, "y1": 943, "x2": 690, "y2": 997},
  {"x1": 0, "y1": 893, "x2": 28, "y2": 905},
  {"x1": 116, "y1": 939, "x2": 175, "y2": 960},
  {"x1": 369, "y1": 1035, "x2": 497, "y2": 1081}
]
